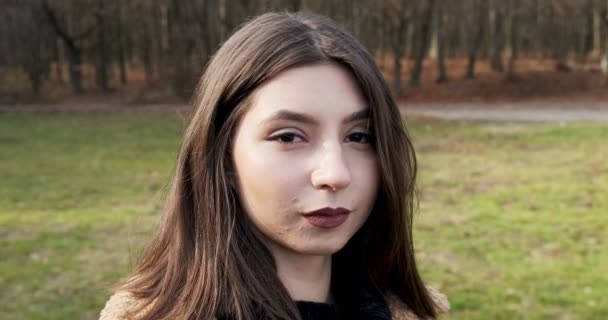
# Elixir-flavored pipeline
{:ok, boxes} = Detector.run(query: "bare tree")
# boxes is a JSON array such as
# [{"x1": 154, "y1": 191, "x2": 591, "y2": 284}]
[
  {"x1": 489, "y1": 0, "x2": 505, "y2": 72},
  {"x1": 19, "y1": 3, "x2": 52, "y2": 96},
  {"x1": 466, "y1": 0, "x2": 485, "y2": 79},
  {"x1": 602, "y1": 0, "x2": 608, "y2": 75},
  {"x1": 410, "y1": 0, "x2": 437, "y2": 87},
  {"x1": 94, "y1": 0, "x2": 110, "y2": 91},
  {"x1": 384, "y1": 0, "x2": 411, "y2": 96},
  {"x1": 115, "y1": 0, "x2": 128, "y2": 84},
  {"x1": 42, "y1": 0, "x2": 100, "y2": 93},
  {"x1": 4, "y1": 0, "x2": 608, "y2": 100},
  {"x1": 506, "y1": 0, "x2": 519, "y2": 79},
  {"x1": 434, "y1": 0, "x2": 448, "y2": 83}
]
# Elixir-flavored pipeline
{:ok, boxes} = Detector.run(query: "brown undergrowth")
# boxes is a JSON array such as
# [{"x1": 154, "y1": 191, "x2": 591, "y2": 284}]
[{"x1": 2, "y1": 58, "x2": 608, "y2": 107}]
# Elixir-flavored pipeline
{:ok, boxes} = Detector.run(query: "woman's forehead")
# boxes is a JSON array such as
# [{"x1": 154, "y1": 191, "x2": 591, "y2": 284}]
[{"x1": 247, "y1": 63, "x2": 368, "y2": 124}]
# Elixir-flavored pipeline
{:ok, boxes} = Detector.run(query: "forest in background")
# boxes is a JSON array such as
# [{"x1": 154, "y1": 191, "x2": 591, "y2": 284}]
[{"x1": 1, "y1": 0, "x2": 608, "y2": 104}]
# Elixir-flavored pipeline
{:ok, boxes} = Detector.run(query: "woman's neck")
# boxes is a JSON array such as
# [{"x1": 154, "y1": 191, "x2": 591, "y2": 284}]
[{"x1": 269, "y1": 244, "x2": 333, "y2": 303}]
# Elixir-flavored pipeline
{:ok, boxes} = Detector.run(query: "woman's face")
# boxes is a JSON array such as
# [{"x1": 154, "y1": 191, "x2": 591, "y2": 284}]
[{"x1": 231, "y1": 63, "x2": 379, "y2": 256}]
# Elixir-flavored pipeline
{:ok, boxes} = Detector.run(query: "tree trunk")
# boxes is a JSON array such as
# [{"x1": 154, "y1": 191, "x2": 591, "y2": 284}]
[
  {"x1": 168, "y1": 0, "x2": 196, "y2": 98},
  {"x1": 578, "y1": 0, "x2": 595, "y2": 64},
  {"x1": 153, "y1": 0, "x2": 167, "y2": 80},
  {"x1": 66, "y1": 47, "x2": 83, "y2": 93},
  {"x1": 535, "y1": 0, "x2": 546, "y2": 58},
  {"x1": 52, "y1": 38, "x2": 64, "y2": 84},
  {"x1": 21, "y1": 4, "x2": 51, "y2": 97},
  {"x1": 466, "y1": 0, "x2": 485, "y2": 79},
  {"x1": 95, "y1": 0, "x2": 109, "y2": 92},
  {"x1": 141, "y1": 4, "x2": 154, "y2": 86},
  {"x1": 390, "y1": 0, "x2": 410, "y2": 96},
  {"x1": 435, "y1": 0, "x2": 448, "y2": 83},
  {"x1": 410, "y1": 0, "x2": 437, "y2": 87},
  {"x1": 602, "y1": 0, "x2": 608, "y2": 75},
  {"x1": 490, "y1": 0, "x2": 505, "y2": 72},
  {"x1": 116, "y1": 0, "x2": 127, "y2": 84},
  {"x1": 42, "y1": 2, "x2": 85, "y2": 94},
  {"x1": 506, "y1": 0, "x2": 518, "y2": 79}
]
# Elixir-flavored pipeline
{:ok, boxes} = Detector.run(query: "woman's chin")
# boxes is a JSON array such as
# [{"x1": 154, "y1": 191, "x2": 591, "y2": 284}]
[{"x1": 292, "y1": 238, "x2": 349, "y2": 256}]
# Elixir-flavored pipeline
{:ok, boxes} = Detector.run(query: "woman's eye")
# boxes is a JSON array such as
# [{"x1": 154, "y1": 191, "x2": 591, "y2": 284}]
[
  {"x1": 268, "y1": 132, "x2": 304, "y2": 144},
  {"x1": 348, "y1": 132, "x2": 373, "y2": 144}
]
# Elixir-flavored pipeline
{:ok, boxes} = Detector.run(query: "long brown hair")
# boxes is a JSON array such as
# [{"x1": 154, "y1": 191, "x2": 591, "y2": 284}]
[{"x1": 118, "y1": 11, "x2": 436, "y2": 320}]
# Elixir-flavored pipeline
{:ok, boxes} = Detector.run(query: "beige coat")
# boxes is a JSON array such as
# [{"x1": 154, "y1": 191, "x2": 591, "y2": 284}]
[{"x1": 99, "y1": 286, "x2": 449, "y2": 320}]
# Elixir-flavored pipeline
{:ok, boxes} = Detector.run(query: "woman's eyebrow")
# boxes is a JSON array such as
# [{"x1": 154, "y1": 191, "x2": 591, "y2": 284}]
[
  {"x1": 263, "y1": 110, "x2": 317, "y2": 125},
  {"x1": 344, "y1": 108, "x2": 370, "y2": 123},
  {"x1": 262, "y1": 108, "x2": 370, "y2": 126}
]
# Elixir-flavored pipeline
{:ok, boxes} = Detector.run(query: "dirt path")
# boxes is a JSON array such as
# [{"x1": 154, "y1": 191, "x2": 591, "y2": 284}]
[
  {"x1": 0, "y1": 102, "x2": 190, "y2": 114},
  {"x1": 2, "y1": 101, "x2": 608, "y2": 122},
  {"x1": 400, "y1": 102, "x2": 608, "y2": 122}
]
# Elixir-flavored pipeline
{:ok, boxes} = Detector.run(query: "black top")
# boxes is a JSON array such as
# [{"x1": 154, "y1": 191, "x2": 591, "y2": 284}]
[
  {"x1": 296, "y1": 300, "x2": 342, "y2": 320},
  {"x1": 293, "y1": 285, "x2": 391, "y2": 320},
  {"x1": 217, "y1": 286, "x2": 390, "y2": 320}
]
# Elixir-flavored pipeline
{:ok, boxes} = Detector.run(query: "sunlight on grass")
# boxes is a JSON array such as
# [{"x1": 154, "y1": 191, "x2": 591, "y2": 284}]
[{"x1": 1, "y1": 113, "x2": 606, "y2": 319}]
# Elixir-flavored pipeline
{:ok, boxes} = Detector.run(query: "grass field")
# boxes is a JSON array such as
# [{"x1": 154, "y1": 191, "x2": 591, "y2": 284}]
[{"x1": 1, "y1": 112, "x2": 606, "y2": 319}]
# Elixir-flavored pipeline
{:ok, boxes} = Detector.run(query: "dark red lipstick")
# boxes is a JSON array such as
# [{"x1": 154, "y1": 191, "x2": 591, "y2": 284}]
[{"x1": 302, "y1": 207, "x2": 351, "y2": 229}]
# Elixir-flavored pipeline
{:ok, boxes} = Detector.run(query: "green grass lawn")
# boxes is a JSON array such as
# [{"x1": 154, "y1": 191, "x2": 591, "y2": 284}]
[{"x1": 1, "y1": 112, "x2": 606, "y2": 319}]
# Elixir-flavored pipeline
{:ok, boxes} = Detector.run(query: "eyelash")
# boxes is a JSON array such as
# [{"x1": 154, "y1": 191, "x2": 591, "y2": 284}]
[{"x1": 268, "y1": 131, "x2": 374, "y2": 145}]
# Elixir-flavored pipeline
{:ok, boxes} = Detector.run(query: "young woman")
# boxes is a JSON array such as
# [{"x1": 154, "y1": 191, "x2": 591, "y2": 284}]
[{"x1": 100, "y1": 11, "x2": 449, "y2": 320}]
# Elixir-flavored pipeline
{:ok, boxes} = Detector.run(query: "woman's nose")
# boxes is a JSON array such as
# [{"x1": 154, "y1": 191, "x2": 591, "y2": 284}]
[{"x1": 310, "y1": 142, "x2": 352, "y2": 191}]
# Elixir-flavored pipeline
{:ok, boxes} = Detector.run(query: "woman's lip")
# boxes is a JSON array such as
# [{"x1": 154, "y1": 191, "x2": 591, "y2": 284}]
[
  {"x1": 302, "y1": 207, "x2": 351, "y2": 216},
  {"x1": 301, "y1": 207, "x2": 351, "y2": 229},
  {"x1": 303, "y1": 212, "x2": 350, "y2": 228}
]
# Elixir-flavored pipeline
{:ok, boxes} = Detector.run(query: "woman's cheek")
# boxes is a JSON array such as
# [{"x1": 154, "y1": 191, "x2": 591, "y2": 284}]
[
  {"x1": 248, "y1": 149, "x2": 303, "y2": 192},
  {"x1": 353, "y1": 154, "x2": 380, "y2": 202}
]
